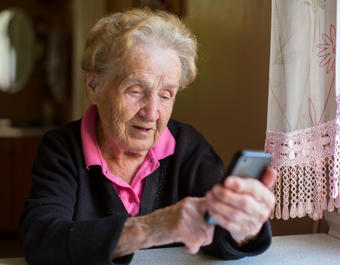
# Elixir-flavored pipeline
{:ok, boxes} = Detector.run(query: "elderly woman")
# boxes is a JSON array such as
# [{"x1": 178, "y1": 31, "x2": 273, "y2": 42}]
[{"x1": 20, "y1": 8, "x2": 276, "y2": 265}]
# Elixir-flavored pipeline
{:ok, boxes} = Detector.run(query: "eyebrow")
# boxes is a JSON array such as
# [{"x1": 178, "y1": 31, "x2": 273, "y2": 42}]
[
  {"x1": 121, "y1": 76, "x2": 179, "y2": 91},
  {"x1": 123, "y1": 76, "x2": 148, "y2": 88},
  {"x1": 163, "y1": 85, "x2": 179, "y2": 92}
]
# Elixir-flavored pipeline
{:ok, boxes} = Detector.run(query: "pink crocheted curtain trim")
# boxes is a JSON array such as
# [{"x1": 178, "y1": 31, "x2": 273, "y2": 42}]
[{"x1": 265, "y1": 97, "x2": 340, "y2": 220}]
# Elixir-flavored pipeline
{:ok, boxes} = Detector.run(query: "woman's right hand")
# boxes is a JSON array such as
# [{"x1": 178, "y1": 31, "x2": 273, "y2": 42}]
[{"x1": 112, "y1": 197, "x2": 215, "y2": 258}]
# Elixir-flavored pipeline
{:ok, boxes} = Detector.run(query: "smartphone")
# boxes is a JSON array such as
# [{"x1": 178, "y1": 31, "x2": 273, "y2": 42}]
[
  {"x1": 224, "y1": 150, "x2": 271, "y2": 180},
  {"x1": 205, "y1": 150, "x2": 271, "y2": 225}
]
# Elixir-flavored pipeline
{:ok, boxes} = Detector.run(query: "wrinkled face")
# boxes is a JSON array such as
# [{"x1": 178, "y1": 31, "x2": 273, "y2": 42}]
[{"x1": 88, "y1": 43, "x2": 182, "y2": 153}]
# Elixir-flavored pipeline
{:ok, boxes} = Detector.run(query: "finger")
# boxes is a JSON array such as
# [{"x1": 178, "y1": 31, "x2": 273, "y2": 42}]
[
  {"x1": 182, "y1": 224, "x2": 204, "y2": 253},
  {"x1": 185, "y1": 200, "x2": 214, "y2": 232},
  {"x1": 208, "y1": 184, "x2": 274, "y2": 223},
  {"x1": 180, "y1": 219, "x2": 211, "y2": 253},
  {"x1": 209, "y1": 185, "x2": 261, "y2": 215},
  {"x1": 186, "y1": 197, "x2": 216, "y2": 237},
  {"x1": 193, "y1": 197, "x2": 210, "y2": 215},
  {"x1": 224, "y1": 177, "x2": 275, "y2": 209},
  {"x1": 206, "y1": 191, "x2": 260, "y2": 225},
  {"x1": 202, "y1": 226, "x2": 215, "y2": 246},
  {"x1": 178, "y1": 198, "x2": 214, "y2": 249},
  {"x1": 261, "y1": 167, "x2": 277, "y2": 189},
  {"x1": 207, "y1": 206, "x2": 247, "y2": 235},
  {"x1": 184, "y1": 244, "x2": 200, "y2": 254},
  {"x1": 207, "y1": 206, "x2": 262, "y2": 241}
]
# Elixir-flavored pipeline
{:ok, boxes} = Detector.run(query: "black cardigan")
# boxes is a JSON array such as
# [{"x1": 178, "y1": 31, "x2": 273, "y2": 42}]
[{"x1": 20, "y1": 119, "x2": 272, "y2": 265}]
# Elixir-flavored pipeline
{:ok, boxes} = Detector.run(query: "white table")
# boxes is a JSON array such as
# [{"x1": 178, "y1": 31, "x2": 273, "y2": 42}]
[{"x1": 1, "y1": 234, "x2": 339, "y2": 265}]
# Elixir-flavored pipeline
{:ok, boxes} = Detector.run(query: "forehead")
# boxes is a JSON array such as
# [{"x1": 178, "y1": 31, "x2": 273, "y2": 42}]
[{"x1": 116, "y1": 43, "x2": 182, "y2": 86}]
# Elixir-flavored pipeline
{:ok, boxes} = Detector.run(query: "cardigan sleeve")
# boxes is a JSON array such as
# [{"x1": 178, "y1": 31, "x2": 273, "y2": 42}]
[
  {"x1": 19, "y1": 130, "x2": 131, "y2": 265},
  {"x1": 202, "y1": 221, "x2": 272, "y2": 259},
  {"x1": 172, "y1": 122, "x2": 272, "y2": 260}
]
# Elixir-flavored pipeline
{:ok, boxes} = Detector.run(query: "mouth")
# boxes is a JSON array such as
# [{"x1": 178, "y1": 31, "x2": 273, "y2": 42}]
[{"x1": 132, "y1": 125, "x2": 153, "y2": 132}]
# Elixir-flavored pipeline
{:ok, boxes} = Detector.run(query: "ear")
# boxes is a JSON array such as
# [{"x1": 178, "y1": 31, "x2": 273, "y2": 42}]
[{"x1": 86, "y1": 72, "x2": 99, "y2": 104}]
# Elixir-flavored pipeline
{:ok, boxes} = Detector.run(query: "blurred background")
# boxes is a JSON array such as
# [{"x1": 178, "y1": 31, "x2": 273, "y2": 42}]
[{"x1": 0, "y1": 0, "x2": 328, "y2": 258}]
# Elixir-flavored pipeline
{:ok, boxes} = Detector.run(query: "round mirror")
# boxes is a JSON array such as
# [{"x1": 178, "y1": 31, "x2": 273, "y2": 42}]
[{"x1": 0, "y1": 8, "x2": 35, "y2": 93}]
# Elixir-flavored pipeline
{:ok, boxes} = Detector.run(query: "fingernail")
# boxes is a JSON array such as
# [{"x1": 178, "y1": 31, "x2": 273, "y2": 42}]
[{"x1": 268, "y1": 166, "x2": 277, "y2": 174}]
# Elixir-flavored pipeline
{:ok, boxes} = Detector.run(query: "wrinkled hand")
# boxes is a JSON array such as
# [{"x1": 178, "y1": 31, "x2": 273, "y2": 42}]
[
  {"x1": 205, "y1": 167, "x2": 277, "y2": 244},
  {"x1": 144, "y1": 197, "x2": 215, "y2": 253},
  {"x1": 113, "y1": 197, "x2": 215, "y2": 258}
]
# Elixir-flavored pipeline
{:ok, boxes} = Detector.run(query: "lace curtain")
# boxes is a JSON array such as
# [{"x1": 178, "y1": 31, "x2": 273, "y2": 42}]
[{"x1": 265, "y1": 0, "x2": 340, "y2": 220}]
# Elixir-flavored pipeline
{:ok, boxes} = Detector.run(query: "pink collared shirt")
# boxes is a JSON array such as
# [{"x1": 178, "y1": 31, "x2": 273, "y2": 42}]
[{"x1": 81, "y1": 104, "x2": 176, "y2": 216}]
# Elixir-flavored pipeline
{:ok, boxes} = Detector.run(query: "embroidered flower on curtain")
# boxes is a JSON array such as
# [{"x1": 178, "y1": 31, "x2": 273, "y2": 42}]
[
  {"x1": 309, "y1": 24, "x2": 336, "y2": 126},
  {"x1": 318, "y1": 24, "x2": 336, "y2": 74}
]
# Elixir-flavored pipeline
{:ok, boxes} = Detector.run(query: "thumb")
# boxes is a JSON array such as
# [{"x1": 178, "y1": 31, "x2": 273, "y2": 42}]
[{"x1": 261, "y1": 167, "x2": 277, "y2": 189}]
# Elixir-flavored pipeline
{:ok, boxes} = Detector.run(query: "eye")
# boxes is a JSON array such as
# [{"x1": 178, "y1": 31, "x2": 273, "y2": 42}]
[
  {"x1": 127, "y1": 85, "x2": 142, "y2": 96},
  {"x1": 159, "y1": 91, "x2": 172, "y2": 101}
]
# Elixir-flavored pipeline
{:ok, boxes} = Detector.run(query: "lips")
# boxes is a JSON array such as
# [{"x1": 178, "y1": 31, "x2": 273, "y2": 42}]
[{"x1": 133, "y1": 125, "x2": 152, "y2": 131}]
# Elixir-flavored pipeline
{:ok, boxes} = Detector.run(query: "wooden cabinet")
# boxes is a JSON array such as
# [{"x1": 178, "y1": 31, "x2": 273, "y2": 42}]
[
  {"x1": 0, "y1": 0, "x2": 72, "y2": 127},
  {"x1": 0, "y1": 0, "x2": 72, "y2": 235},
  {"x1": 0, "y1": 137, "x2": 41, "y2": 234}
]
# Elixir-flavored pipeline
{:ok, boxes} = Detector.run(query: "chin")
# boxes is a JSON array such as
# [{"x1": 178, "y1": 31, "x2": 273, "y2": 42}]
[{"x1": 125, "y1": 140, "x2": 154, "y2": 153}]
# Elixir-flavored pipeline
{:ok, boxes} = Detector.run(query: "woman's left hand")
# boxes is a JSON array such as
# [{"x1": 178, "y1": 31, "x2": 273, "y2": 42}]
[{"x1": 205, "y1": 167, "x2": 277, "y2": 244}]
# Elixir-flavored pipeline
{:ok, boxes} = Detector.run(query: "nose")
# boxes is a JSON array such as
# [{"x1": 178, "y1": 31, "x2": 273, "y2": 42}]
[{"x1": 138, "y1": 95, "x2": 159, "y2": 122}]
